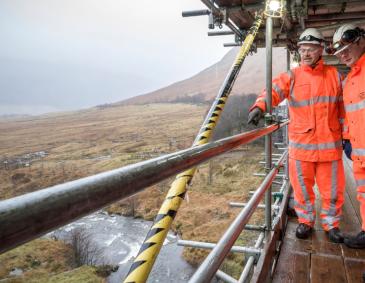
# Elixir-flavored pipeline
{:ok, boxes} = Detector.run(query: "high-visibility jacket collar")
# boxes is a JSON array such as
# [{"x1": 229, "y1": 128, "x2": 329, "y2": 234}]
[
  {"x1": 300, "y1": 58, "x2": 324, "y2": 73},
  {"x1": 351, "y1": 52, "x2": 365, "y2": 74}
]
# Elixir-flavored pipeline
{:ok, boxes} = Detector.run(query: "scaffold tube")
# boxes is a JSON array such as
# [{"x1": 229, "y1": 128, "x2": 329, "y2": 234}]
[
  {"x1": 189, "y1": 151, "x2": 288, "y2": 283},
  {"x1": 123, "y1": 13, "x2": 264, "y2": 283},
  {"x1": 0, "y1": 121, "x2": 286, "y2": 255}
]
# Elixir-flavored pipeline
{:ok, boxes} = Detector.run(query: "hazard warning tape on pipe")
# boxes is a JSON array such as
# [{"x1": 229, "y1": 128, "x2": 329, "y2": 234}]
[{"x1": 124, "y1": 13, "x2": 263, "y2": 283}]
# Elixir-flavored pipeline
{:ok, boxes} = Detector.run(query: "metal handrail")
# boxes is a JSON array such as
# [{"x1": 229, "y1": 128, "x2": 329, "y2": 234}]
[
  {"x1": 189, "y1": 150, "x2": 288, "y2": 283},
  {"x1": 0, "y1": 121, "x2": 288, "y2": 254},
  {"x1": 239, "y1": 177, "x2": 289, "y2": 283}
]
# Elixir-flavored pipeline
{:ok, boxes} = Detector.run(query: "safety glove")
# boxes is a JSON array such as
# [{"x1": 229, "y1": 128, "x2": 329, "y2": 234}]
[
  {"x1": 247, "y1": 107, "x2": 264, "y2": 126},
  {"x1": 342, "y1": 139, "x2": 352, "y2": 160}
]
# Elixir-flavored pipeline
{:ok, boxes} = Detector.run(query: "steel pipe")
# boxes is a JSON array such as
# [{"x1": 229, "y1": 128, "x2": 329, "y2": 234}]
[
  {"x1": 208, "y1": 31, "x2": 235, "y2": 36},
  {"x1": 229, "y1": 202, "x2": 279, "y2": 210},
  {"x1": 265, "y1": 15, "x2": 273, "y2": 234},
  {"x1": 244, "y1": 224, "x2": 266, "y2": 232},
  {"x1": 188, "y1": 151, "x2": 288, "y2": 283},
  {"x1": 254, "y1": 173, "x2": 285, "y2": 178},
  {"x1": 238, "y1": 232, "x2": 265, "y2": 283},
  {"x1": 0, "y1": 120, "x2": 287, "y2": 254},
  {"x1": 224, "y1": 43, "x2": 241, "y2": 47},
  {"x1": 216, "y1": 270, "x2": 238, "y2": 283},
  {"x1": 182, "y1": 10, "x2": 210, "y2": 17},
  {"x1": 200, "y1": 0, "x2": 244, "y2": 40},
  {"x1": 177, "y1": 240, "x2": 261, "y2": 256}
]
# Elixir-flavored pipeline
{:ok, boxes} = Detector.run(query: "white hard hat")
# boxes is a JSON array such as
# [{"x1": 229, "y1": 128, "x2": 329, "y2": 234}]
[
  {"x1": 298, "y1": 28, "x2": 324, "y2": 46},
  {"x1": 332, "y1": 24, "x2": 359, "y2": 55}
]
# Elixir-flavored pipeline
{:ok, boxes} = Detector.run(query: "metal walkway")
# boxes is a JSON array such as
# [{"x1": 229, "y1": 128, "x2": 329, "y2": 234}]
[{"x1": 272, "y1": 157, "x2": 365, "y2": 283}]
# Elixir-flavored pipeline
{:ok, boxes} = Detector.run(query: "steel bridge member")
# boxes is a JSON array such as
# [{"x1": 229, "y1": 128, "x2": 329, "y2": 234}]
[
  {"x1": 248, "y1": 28, "x2": 346, "y2": 243},
  {"x1": 332, "y1": 24, "x2": 365, "y2": 249}
]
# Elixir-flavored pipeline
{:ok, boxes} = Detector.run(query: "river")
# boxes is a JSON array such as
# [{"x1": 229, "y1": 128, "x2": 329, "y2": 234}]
[{"x1": 50, "y1": 211, "x2": 195, "y2": 282}]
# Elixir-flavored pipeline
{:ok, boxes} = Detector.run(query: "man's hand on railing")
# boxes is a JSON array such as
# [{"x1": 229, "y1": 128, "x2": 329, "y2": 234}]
[
  {"x1": 247, "y1": 107, "x2": 264, "y2": 126},
  {"x1": 342, "y1": 139, "x2": 352, "y2": 160}
]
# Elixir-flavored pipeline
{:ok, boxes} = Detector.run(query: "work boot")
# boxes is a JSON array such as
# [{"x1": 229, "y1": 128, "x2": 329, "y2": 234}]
[
  {"x1": 344, "y1": 231, "x2": 365, "y2": 248},
  {"x1": 327, "y1": 228, "x2": 344, "y2": 243},
  {"x1": 296, "y1": 223, "x2": 312, "y2": 239}
]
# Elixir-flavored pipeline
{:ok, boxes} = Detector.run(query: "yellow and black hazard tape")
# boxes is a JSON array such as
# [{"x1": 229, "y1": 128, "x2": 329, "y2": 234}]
[{"x1": 124, "y1": 13, "x2": 263, "y2": 283}]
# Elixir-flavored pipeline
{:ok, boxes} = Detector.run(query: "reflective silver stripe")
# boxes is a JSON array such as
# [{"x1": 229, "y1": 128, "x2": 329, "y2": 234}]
[
  {"x1": 296, "y1": 210, "x2": 315, "y2": 222},
  {"x1": 317, "y1": 96, "x2": 338, "y2": 103},
  {"x1": 321, "y1": 214, "x2": 341, "y2": 222},
  {"x1": 289, "y1": 140, "x2": 342, "y2": 150},
  {"x1": 288, "y1": 95, "x2": 338, "y2": 108},
  {"x1": 353, "y1": 148, "x2": 365, "y2": 156},
  {"x1": 356, "y1": 179, "x2": 365, "y2": 187},
  {"x1": 288, "y1": 70, "x2": 295, "y2": 99},
  {"x1": 343, "y1": 125, "x2": 349, "y2": 132},
  {"x1": 295, "y1": 160, "x2": 313, "y2": 213},
  {"x1": 329, "y1": 160, "x2": 338, "y2": 217},
  {"x1": 272, "y1": 83, "x2": 286, "y2": 101},
  {"x1": 294, "y1": 200, "x2": 314, "y2": 212},
  {"x1": 319, "y1": 161, "x2": 340, "y2": 227},
  {"x1": 345, "y1": 99, "x2": 365, "y2": 112},
  {"x1": 321, "y1": 215, "x2": 340, "y2": 229}
]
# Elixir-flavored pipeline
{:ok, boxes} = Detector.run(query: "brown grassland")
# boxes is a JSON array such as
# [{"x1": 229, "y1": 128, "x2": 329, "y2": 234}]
[{"x1": 0, "y1": 103, "x2": 265, "y2": 280}]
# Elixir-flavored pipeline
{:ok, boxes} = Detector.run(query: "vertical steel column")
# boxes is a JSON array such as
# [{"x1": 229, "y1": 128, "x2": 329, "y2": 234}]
[
  {"x1": 284, "y1": 49, "x2": 290, "y2": 179},
  {"x1": 264, "y1": 15, "x2": 273, "y2": 233},
  {"x1": 123, "y1": 14, "x2": 263, "y2": 283}
]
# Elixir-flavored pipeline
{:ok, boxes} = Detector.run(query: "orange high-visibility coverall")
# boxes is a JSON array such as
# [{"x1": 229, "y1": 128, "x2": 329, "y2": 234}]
[
  {"x1": 342, "y1": 53, "x2": 365, "y2": 231},
  {"x1": 251, "y1": 59, "x2": 345, "y2": 230}
]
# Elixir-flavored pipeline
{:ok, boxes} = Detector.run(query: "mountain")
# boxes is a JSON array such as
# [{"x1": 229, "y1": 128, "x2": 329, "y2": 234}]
[{"x1": 122, "y1": 47, "x2": 288, "y2": 105}]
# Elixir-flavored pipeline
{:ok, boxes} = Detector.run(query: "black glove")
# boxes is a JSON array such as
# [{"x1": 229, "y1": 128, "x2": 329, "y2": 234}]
[
  {"x1": 342, "y1": 139, "x2": 352, "y2": 160},
  {"x1": 248, "y1": 107, "x2": 264, "y2": 126}
]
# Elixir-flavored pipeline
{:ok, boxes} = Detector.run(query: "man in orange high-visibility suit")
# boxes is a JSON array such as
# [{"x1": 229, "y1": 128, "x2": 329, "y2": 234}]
[
  {"x1": 248, "y1": 28, "x2": 346, "y2": 242},
  {"x1": 332, "y1": 24, "x2": 365, "y2": 248}
]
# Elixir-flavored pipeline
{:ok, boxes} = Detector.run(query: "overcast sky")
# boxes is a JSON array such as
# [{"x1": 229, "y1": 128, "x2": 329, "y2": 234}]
[{"x1": 0, "y1": 0, "x2": 234, "y2": 115}]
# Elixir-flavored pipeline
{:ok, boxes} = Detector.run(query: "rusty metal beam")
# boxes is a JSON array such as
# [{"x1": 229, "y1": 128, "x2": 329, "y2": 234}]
[{"x1": 307, "y1": 12, "x2": 365, "y2": 22}]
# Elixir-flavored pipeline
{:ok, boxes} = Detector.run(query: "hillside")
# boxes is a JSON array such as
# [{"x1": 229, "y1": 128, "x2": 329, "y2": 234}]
[{"x1": 122, "y1": 47, "x2": 287, "y2": 105}]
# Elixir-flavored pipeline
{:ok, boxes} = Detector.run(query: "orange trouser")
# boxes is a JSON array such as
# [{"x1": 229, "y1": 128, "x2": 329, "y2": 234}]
[
  {"x1": 289, "y1": 158, "x2": 345, "y2": 231},
  {"x1": 353, "y1": 161, "x2": 365, "y2": 231}
]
